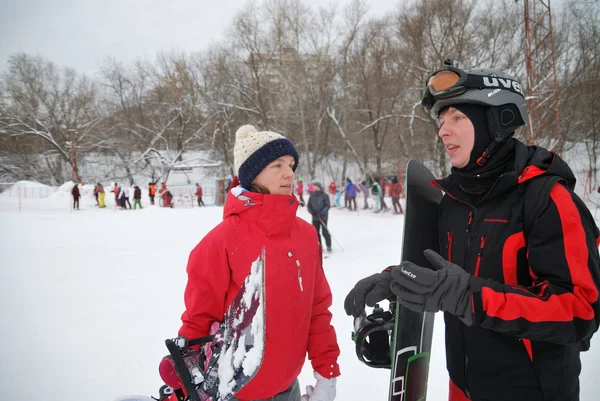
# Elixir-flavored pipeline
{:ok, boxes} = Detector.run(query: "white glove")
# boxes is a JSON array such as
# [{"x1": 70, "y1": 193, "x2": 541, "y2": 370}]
[{"x1": 300, "y1": 371, "x2": 336, "y2": 401}]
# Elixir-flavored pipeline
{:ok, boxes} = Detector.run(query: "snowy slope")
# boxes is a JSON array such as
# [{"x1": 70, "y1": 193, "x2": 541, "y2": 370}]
[{"x1": 0, "y1": 197, "x2": 599, "y2": 401}]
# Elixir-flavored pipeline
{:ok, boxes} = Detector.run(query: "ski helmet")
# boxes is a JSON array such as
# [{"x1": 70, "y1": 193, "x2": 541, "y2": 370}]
[
  {"x1": 422, "y1": 60, "x2": 527, "y2": 129},
  {"x1": 421, "y1": 59, "x2": 528, "y2": 166}
]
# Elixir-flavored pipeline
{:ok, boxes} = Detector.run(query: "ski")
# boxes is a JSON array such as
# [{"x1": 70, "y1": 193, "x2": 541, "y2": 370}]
[{"x1": 388, "y1": 161, "x2": 442, "y2": 401}]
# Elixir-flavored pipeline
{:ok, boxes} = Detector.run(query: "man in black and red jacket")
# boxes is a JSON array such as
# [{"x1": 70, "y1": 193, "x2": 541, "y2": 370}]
[{"x1": 344, "y1": 61, "x2": 600, "y2": 401}]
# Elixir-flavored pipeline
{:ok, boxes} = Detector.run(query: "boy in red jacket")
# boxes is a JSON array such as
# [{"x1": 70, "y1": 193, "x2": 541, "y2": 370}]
[
  {"x1": 195, "y1": 183, "x2": 204, "y2": 206},
  {"x1": 176, "y1": 125, "x2": 340, "y2": 401}
]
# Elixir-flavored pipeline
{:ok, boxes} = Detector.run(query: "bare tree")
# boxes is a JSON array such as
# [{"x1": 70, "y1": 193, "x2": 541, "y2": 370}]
[{"x1": 0, "y1": 54, "x2": 102, "y2": 184}]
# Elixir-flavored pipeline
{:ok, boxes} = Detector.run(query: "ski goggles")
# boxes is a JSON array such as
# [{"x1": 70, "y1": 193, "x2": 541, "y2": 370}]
[
  {"x1": 421, "y1": 66, "x2": 470, "y2": 111},
  {"x1": 421, "y1": 65, "x2": 525, "y2": 111}
]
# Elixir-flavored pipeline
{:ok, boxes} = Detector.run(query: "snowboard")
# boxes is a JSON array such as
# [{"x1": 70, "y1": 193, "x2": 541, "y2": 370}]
[
  {"x1": 116, "y1": 248, "x2": 266, "y2": 401},
  {"x1": 388, "y1": 161, "x2": 442, "y2": 401}
]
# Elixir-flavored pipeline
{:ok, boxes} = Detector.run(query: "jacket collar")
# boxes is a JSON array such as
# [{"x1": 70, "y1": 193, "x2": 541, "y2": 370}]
[
  {"x1": 223, "y1": 177, "x2": 299, "y2": 237},
  {"x1": 433, "y1": 139, "x2": 576, "y2": 205}
]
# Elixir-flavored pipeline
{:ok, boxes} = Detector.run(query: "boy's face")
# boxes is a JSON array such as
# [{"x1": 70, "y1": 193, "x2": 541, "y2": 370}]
[{"x1": 438, "y1": 107, "x2": 475, "y2": 168}]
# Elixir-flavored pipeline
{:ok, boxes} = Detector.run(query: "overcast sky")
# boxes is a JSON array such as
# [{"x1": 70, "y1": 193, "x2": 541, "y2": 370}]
[{"x1": 0, "y1": 0, "x2": 393, "y2": 77}]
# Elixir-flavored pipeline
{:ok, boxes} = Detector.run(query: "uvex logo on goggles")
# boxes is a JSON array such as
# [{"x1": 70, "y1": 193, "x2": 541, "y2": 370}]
[{"x1": 482, "y1": 76, "x2": 523, "y2": 96}]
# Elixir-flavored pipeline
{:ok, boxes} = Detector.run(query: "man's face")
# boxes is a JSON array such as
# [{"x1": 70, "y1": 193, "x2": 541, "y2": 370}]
[{"x1": 438, "y1": 107, "x2": 475, "y2": 168}]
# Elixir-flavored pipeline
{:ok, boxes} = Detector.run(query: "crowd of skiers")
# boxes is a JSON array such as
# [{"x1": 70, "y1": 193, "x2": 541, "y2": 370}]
[
  {"x1": 71, "y1": 175, "x2": 403, "y2": 214},
  {"x1": 72, "y1": 181, "x2": 206, "y2": 210},
  {"x1": 297, "y1": 176, "x2": 404, "y2": 215}
]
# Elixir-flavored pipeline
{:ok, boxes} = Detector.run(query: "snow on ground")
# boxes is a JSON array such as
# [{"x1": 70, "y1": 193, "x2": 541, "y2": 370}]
[{"x1": 0, "y1": 192, "x2": 599, "y2": 401}]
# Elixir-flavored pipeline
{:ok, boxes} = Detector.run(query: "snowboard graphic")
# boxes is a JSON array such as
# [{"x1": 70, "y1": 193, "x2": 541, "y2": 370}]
[
  {"x1": 116, "y1": 248, "x2": 266, "y2": 401},
  {"x1": 388, "y1": 161, "x2": 442, "y2": 401}
]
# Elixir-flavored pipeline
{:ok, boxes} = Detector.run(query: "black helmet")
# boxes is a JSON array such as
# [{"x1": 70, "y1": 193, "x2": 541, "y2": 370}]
[{"x1": 421, "y1": 61, "x2": 527, "y2": 135}]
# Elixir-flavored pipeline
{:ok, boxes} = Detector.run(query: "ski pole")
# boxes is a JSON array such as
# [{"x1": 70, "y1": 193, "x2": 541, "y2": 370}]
[{"x1": 319, "y1": 218, "x2": 344, "y2": 251}]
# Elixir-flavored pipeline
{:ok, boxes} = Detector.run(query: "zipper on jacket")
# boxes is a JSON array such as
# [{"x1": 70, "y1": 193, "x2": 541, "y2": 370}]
[
  {"x1": 447, "y1": 232, "x2": 453, "y2": 262},
  {"x1": 462, "y1": 208, "x2": 476, "y2": 399},
  {"x1": 296, "y1": 260, "x2": 303, "y2": 292},
  {"x1": 474, "y1": 236, "x2": 487, "y2": 277},
  {"x1": 465, "y1": 209, "x2": 475, "y2": 251}
]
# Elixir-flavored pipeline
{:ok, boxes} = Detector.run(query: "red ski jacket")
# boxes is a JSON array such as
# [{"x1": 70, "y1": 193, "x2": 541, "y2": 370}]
[
  {"x1": 389, "y1": 182, "x2": 402, "y2": 199},
  {"x1": 195, "y1": 186, "x2": 203, "y2": 197},
  {"x1": 179, "y1": 177, "x2": 340, "y2": 400},
  {"x1": 328, "y1": 182, "x2": 336, "y2": 195}
]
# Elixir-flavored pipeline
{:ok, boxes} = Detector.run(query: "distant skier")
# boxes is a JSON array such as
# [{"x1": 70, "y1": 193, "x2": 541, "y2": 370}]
[
  {"x1": 344, "y1": 62, "x2": 600, "y2": 401},
  {"x1": 378, "y1": 177, "x2": 389, "y2": 212},
  {"x1": 344, "y1": 178, "x2": 358, "y2": 211},
  {"x1": 118, "y1": 185, "x2": 132, "y2": 209},
  {"x1": 307, "y1": 182, "x2": 332, "y2": 253},
  {"x1": 360, "y1": 180, "x2": 370, "y2": 209},
  {"x1": 389, "y1": 176, "x2": 403, "y2": 215},
  {"x1": 195, "y1": 183, "x2": 205, "y2": 206},
  {"x1": 148, "y1": 182, "x2": 157, "y2": 205},
  {"x1": 71, "y1": 184, "x2": 80, "y2": 210},
  {"x1": 296, "y1": 177, "x2": 305, "y2": 207},
  {"x1": 328, "y1": 180, "x2": 337, "y2": 207},
  {"x1": 96, "y1": 183, "x2": 105, "y2": 208},
  {"x1": 133, "y1": 185, "x2": 142, "y2": 209},
  {"x1": 370, "y1": 179, "x2": 382, "y2": 212},
  {"x1": 175, "y1": 125, "x2": 340, "y2": 401}
]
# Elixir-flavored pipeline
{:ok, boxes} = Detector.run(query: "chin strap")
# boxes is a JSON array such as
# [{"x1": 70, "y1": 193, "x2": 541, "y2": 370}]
[{"x1": 476, "y1": 132, "x2": 506, "y2": 167}]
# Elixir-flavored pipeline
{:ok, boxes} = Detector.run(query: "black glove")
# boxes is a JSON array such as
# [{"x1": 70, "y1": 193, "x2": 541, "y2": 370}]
[
  {"x1": 344, "y1": 269, "x2": 394, "y2": 318},
  {"x1": 390, "y1": 249, "x2": 484, "y2": 326}
]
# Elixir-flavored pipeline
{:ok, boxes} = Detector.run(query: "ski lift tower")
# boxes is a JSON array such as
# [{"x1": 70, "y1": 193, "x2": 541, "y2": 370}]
[{"x1": 523, "y1": 0, "x2": 562, "y2": 154}]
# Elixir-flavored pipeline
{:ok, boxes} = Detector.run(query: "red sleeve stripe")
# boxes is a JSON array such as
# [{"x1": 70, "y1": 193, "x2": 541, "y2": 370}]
[
  {"x1": 481, "y1": 287, "x2": 595, "y2": 321},
  {"x1": 550, "y1": 185, "x2": 598, "y2": 303},
  {"x1": 502, "y1": 232, "x2": 526, "y2": 285}
]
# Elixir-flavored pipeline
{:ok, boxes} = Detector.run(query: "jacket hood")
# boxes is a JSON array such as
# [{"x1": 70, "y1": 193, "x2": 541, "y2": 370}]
[
  {"x1": 223, "y1": 176, "x2": 299, "y2": 237},
  {"x1": 435, "y1": 139, "x2": 576, "y2": 203},
  {"x1": 515, "y1": 141, "x2": 576, "y2": 189}
]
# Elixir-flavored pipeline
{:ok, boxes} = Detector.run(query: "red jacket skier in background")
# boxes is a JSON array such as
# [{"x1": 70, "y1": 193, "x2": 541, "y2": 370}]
[
  {"x1": 388, "y1": 176, "x2": 403, "y2": 215},
  {"x1": 328, "y1": 180, "x2": 336, "y2": 196},
  {"x1": 195, "y1": 183, "x2": 204, "y2": 206},
  {"x1": 178, "y1": 125, "x2": 340, "y2": 401},
  {"x1": 296, "y1": 177, "x2": 305, "y2": 206},
  {"x1": 71, "y1": 184, "x2": 80, "y2": 210}
]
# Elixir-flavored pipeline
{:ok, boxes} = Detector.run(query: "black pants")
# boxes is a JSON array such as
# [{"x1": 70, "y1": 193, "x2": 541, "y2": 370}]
[
  {"x1": 313, "y1": 217, "x2": 332, "y2": 249},
  {"x1": 73, "y1": 198, "x2": 79, "y2": 210},
  {"x1": 392, "y1": 197, "x2": 403, "y2": 214},
  {"x1": 380, "y1": 195, "x2": 388, "y2": 210},
  {"x1": 149, "y1": 194, "x2": 155, "y2": 205},
  {"x1": 347, "y1": 197, "x2": 357, "y2": 211},
  {"x1": 197, "y1": 196, "x2": 204, "y2": 206}
]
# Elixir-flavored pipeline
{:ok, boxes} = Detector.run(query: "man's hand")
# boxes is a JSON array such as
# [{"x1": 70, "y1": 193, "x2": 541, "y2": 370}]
[
  {"x1": 344, "y1": 270, "x2": 394, "y2": 318},
  {"x1": 390, "y1": 249, "x2": 483, "y2": 326}
]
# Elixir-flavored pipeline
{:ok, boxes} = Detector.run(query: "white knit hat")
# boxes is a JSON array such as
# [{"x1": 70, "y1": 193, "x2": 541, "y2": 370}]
[{"x1": 233, "y1": 125, "x2": 299, "y2": 189}]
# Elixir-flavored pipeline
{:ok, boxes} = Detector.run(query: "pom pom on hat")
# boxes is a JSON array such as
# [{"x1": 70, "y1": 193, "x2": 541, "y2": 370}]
[{"x1": 233, "y1": 124, "x2": 299, "y2": 189}]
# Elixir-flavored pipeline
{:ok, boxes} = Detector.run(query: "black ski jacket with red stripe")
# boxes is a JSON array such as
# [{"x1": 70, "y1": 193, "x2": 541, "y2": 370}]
[{"x1": 433, "y1": 140, "x2": 600, "y2": 401}]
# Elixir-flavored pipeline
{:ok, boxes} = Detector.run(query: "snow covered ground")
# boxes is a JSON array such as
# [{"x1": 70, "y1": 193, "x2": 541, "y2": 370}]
[{"x1": 1, "y1": 188, "x2": 599, "y2": 401}]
